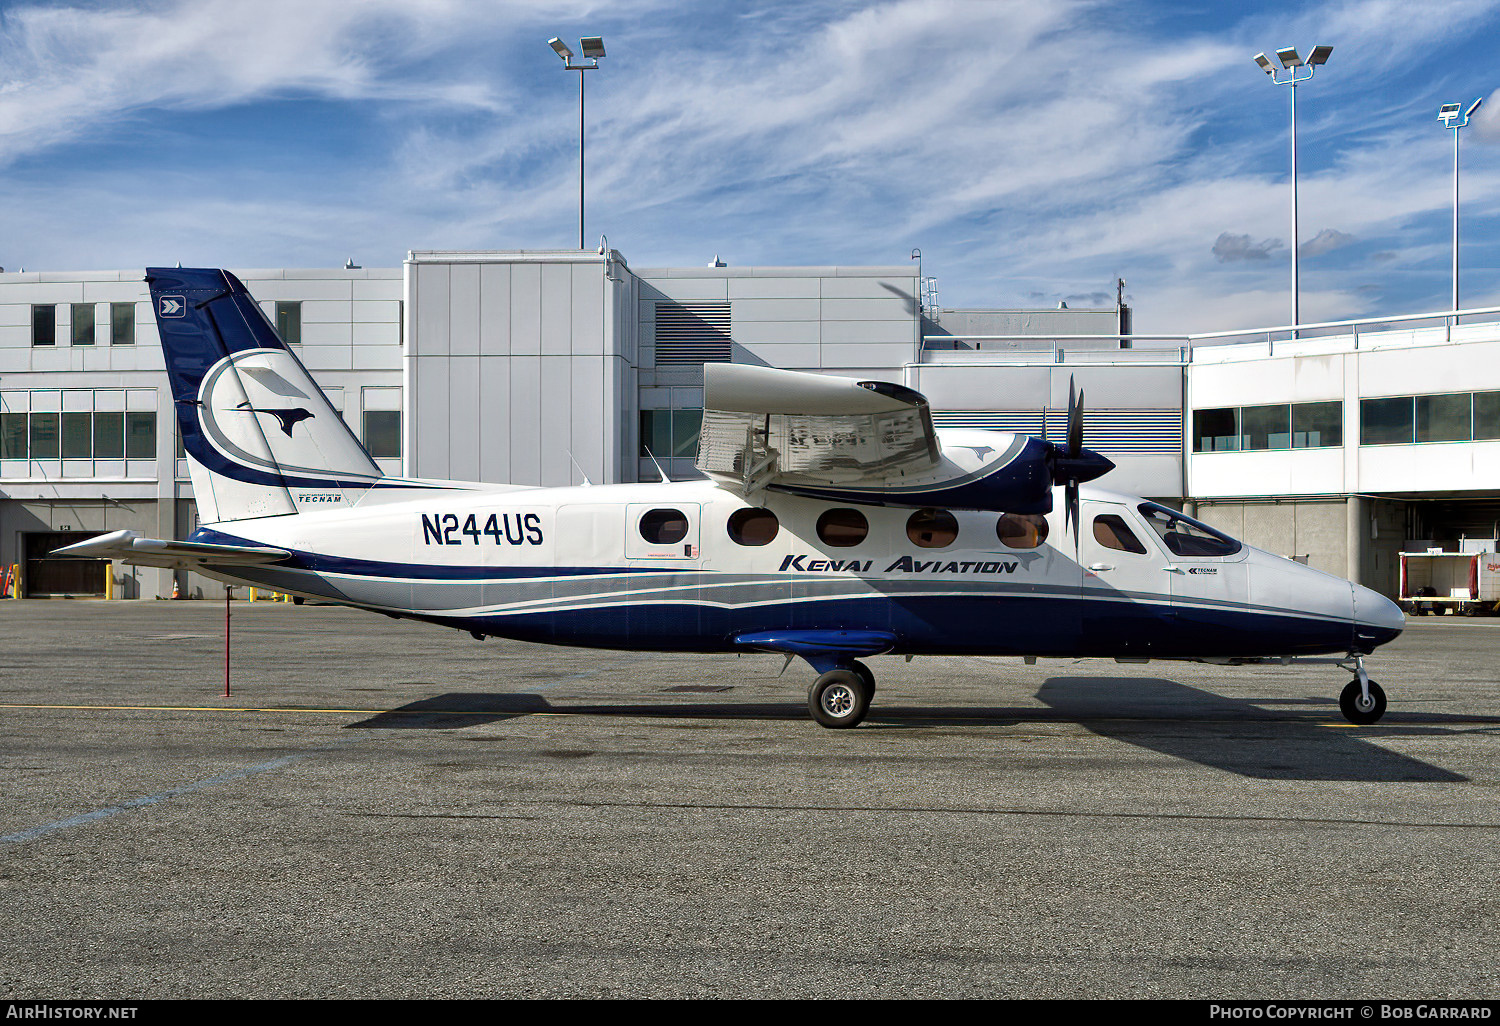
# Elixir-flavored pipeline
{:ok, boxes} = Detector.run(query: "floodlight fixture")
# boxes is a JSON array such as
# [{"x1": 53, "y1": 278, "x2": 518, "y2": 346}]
[
  {"x1": 1252, "y1": 43, "x2": 1333, "y2": 335},
  {"x1": 1439, "y1": 97, "x2": 1487, "y2": 315},
  {"x1": 547, "y1": 35, "x2": 608, "y2": 249}
]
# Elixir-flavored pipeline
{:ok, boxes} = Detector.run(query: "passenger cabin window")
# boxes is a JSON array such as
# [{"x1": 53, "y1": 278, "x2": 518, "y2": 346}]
[
  {"x1": 996, "y1": 513, "x2": 1048, "y2": 549},
  {"x1": 1137, "y1": 503, "x2": 1241, "y2": 557},
  {"x1": 639, "y1": 508, "x2": 689, "y2": 545},
  {"x1": 906, "y1": 508, "x2": 957, "y2": 548},
  {"x1": 816, "y1": 508, "x2": 868, "y2": 548},
  {"x1": 1092, "y1": 514, "x2": 1147, "y2": 554},
  {"x1": 727, "y1": 507, "x2": 779, "y2": 546}
]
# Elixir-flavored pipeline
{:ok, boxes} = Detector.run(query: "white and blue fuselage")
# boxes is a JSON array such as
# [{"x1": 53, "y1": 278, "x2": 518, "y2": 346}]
[{"x1": 61, "y1": 267, "x2": 1402, "y2": 729}]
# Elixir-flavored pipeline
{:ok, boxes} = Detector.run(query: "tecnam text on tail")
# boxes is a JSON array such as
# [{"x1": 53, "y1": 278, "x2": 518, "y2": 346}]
[{"x1": 58, "y1": 268, "x2": 1405, "y2": 728}]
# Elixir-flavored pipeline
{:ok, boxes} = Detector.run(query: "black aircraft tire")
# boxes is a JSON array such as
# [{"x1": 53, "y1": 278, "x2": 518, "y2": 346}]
[
  {"x1": 809, "y1": 670, "x2": 871, "y2": 729},
  {"x1": 849, "y1": 659, "x2": 875, "y2": 697},
  {"x1": 1339, "y1": 679, "x2": 1387, "y2": 725}
]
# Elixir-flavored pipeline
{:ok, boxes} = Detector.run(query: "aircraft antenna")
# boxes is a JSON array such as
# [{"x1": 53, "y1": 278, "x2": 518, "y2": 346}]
[
  {"x1": 644, "y1": 447, "x2": 671, "y2": 484},
  {"x1": 565, "y1": 450, "x2": 593, "y2": 486}
]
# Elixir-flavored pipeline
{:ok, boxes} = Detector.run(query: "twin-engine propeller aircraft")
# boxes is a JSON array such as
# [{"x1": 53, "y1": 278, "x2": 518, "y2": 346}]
[{"x1": 58, "y1": 268, "x2": 1405, "y2": 729}]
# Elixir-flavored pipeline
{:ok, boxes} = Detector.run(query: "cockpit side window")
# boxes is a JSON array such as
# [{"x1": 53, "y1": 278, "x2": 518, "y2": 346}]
[
  {"x1": 1137, "y1": 503, "x2": 1242, "y2": 557},
  {"x1": 1092, "y1": 514, "x2": 1147, "y2": 554}
]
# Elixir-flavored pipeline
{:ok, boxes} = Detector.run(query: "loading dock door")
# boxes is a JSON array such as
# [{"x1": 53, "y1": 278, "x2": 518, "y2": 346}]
[{"x1": 24, "y1": 532, "x2": 106, "y2": 597}]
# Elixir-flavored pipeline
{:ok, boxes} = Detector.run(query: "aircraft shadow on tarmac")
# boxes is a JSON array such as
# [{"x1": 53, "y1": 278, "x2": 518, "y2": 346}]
[{"x1": 344, "y1": 676, "x2": 1479, "y2": 783}]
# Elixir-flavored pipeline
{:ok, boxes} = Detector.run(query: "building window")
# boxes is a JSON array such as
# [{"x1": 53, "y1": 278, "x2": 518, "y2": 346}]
[
  {"x1": 94, "y1": 413, "x2": 124, "y2": 459},
  {"x1": 31, "y1": 305, "x2": 55, "y2": 347},
  {"x1": 111, "y1": 303, "x2": 135, "y2": 345},
  {"x1": 29, "y1": 412, "x2": 60, "y2": 459},
  {"x1": 71, "y1": 304, "x2": 95, "y2": 346},
  {"x1": 906, "y1": 508, "x2": 958, "y2": 548},
  {"x1": 362, "y1": 410, "x2": 401, "y2": 458},
  {"x1": 1360, "y1": 397, "x2": 1415, "y2": 445},
  {"x1": 1240, "y1": 404, "x2": 1290, "y2": 450},
  {"x1": 1292, "y1": 401, "x2": 1342, "y2": 448},
  {"x1": 1, "y1": 413, "x2": 27, "y2": 459},
  {"x1": 816, "y1": 508, "x2": 869, "y2": 548},
  {"x1": 1415, "y1": 393, "x2": 1471, "y2": 443},
  {"x1": 1475, "y1": 392, "x2": 1500, "y2": 440},
  {"x1": 125, "y1": 412, "x2": 156, "y2": 458},
  {"x1": 639, "y1": 408, "x2": 702, "y2": 459},
  {"x1": 997, "y1": 513, "x2": 1048, "y2": 549},
  {"x1": 727, "y1": 507, "x2": 779, "y2": 546},
  {"x1": 276, "y1": 302, "x2": 302, "y2": 344},
  {"x1": 0, "y1": 391, "x2": 154, "y2": 470},
  {"x1": 1192, "y1": 408, "x2": 1239, "y2": 452},
  {"x1": 61, "y1": 412, "x2": 92, "y2": 458}
]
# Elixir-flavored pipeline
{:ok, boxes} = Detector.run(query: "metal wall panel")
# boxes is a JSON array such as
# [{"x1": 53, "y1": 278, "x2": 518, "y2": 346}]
[
  {"x1": 478, "y1": 263, "x2": 512, "y2": 357},
  {"x1": 540, "y1": 264, "x2": 573, "y2": 357},
  {"x1": 448, "y1": 263, "x2": 481, "y2": 356},
  {"x1": 478, "y1": 357, "x2": 511, "y2": 485},
  {"x1": 509, "y1": 263, "x2": 542, "y2": 356}
]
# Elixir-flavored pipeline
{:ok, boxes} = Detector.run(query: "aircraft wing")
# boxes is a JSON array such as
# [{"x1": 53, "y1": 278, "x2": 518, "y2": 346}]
[
  {"x1": 695, "y1": 364, "x2": 942, "y2": 494},
  {"x1": 50, "y1": 530, "x2": 291, "y2": 569}
]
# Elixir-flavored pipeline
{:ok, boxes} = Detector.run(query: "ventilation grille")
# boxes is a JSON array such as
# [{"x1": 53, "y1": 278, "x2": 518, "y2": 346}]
[
  {"x1": 931, "y1": 409, "x2": 1182, "y2": 455},
  {"x1": 655, "y1": 302, "x2": 732, "y2": 366}
]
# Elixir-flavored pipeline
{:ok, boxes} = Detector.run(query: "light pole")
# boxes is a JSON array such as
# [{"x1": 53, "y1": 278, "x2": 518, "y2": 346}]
[
  {"x1": 1254, "y1": 44, "x2": 1333, "y2": 336},
  {"x1": 548, "y1": 35, "x2": 606, "y2": 250},
  {"x1": 1438, "y1": 97, "x2": 1484, "y2": 318}
]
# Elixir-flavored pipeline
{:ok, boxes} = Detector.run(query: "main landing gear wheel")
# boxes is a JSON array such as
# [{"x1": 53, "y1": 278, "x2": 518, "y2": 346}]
[
  {"x1": 1339, "y1": 678, "x2": 1387, "y2": 725},
  {"x1": 850, "y1": 659, "x2": 875, "y2": 697},
  {"x1": 809, "y1": 669, "x2": 871, "y2": 729}
]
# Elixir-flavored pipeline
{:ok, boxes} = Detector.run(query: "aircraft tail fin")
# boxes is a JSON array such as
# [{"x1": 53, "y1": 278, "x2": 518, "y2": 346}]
[{"x1": 145, "y1": 267, "x2": 384, "y2": 523}]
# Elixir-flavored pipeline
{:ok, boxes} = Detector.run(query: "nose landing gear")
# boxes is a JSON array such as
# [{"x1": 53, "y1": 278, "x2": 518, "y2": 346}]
[{"x1": 1338, "y1": 654, "x2": 1387, "y2": 725}]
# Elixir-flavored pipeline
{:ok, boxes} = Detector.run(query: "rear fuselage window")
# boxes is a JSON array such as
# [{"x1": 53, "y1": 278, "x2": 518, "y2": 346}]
[
  {"x1": 906, "y1": 508, "x2": 957, "y2": 548},
  {"x1": 1092, "y1": 514, "x2": 1147, "y2": 554},
  {"x1": 1137, "y1": 503, "x2": 1241, "y2": 557},
  {"x1": 816, "y1": 508, "x2": 869, "y2": 548},
  {"x1": 997, "y1": 513, "x2": 1048, "y2": 549},
  {"x1": 639, "y1": 508, "x2": 689, "y2": 545},
  {"x1": 727, "y1": 507, "x2": 779, "y2": 546}
]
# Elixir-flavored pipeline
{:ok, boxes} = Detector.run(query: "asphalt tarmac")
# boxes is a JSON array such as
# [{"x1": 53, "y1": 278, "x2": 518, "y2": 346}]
[{"x1": 1, "y1": 599, "x2": 1498, "y2": 999}]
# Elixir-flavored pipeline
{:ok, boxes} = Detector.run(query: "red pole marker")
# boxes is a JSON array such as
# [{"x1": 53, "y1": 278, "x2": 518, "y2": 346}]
[{"x1": 224, "y1": 587, "x2": 232, "y2": 698}]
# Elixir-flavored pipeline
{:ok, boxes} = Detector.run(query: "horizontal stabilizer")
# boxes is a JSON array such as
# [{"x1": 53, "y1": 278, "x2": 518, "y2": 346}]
[{"x1": 50, "y1": 530, "x2": 290, "y2": 570}]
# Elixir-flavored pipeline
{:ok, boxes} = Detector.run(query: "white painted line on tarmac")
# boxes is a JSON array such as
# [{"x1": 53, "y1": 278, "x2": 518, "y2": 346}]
[{"x1": 1, "y1": 737, "x2": 373, "y2": 846}]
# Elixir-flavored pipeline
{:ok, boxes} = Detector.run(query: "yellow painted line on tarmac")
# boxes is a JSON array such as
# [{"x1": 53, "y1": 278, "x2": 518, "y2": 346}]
[{"x1": 0, "y1": 702, "x2": 562, "y2": 717}]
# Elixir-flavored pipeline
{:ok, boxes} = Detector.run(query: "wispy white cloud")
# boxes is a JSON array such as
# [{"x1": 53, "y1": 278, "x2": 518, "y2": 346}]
[{"x1": 2, "y1": 0, "x2": 1499, "y2": 335}]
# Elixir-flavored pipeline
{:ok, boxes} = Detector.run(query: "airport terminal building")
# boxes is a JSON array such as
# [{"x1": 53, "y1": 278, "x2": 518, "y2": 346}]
[{"x1": 2, "y1": 248, "x2": 1497, "y2": 601}]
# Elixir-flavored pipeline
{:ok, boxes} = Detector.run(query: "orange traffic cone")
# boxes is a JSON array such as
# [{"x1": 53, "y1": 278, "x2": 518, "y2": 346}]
[{"x1": 171, "y1": 577, "x2": 180, "y2": 600}]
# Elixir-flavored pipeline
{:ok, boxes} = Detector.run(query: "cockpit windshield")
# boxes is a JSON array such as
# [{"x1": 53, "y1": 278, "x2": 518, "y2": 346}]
[{"x1": 1137, "y1": 503, "x2": 1242, "y2": 558}]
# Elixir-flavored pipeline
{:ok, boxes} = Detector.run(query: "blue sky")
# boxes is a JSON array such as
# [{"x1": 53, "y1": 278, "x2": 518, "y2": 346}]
[{"x1": 1, "y1": 0, "x2": 1498, "y2": 333}]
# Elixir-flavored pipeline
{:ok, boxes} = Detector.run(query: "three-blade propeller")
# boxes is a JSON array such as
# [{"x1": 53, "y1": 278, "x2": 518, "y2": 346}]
[{"x1": 1046, "y1": 376, "x2": 1115, "y2": 545}]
